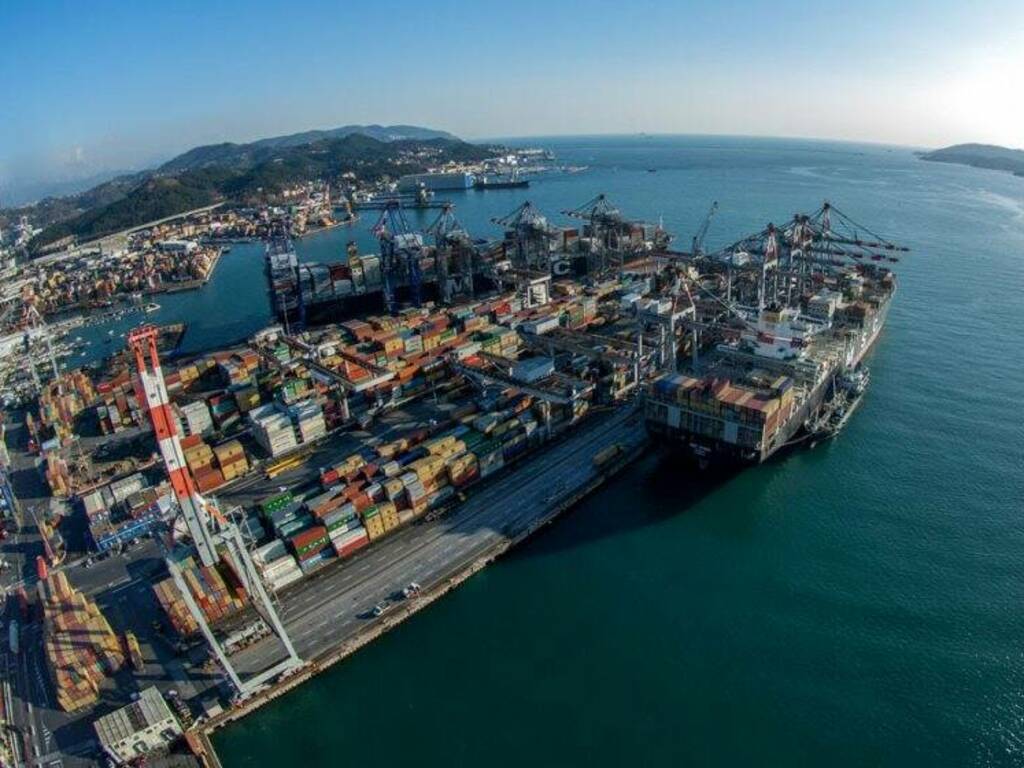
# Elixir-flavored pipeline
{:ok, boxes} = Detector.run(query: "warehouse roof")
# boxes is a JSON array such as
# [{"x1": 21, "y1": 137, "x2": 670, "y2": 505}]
[{"x1": 94, "y1": 687, "x2": 175, "y2": 747}]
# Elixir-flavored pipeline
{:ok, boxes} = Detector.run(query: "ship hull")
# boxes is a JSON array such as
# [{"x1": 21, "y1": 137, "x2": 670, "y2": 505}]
[
  {"x1": 646, "y1": 370, "x2": 833, "y2": 466},
  {"x1": 646, "y1": 288, "x2": 893, "y2": 467}
]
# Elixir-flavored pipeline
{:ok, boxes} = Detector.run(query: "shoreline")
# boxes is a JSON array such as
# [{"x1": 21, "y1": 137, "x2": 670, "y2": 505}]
[
  {"x1": 293, "y1": 218, "x2": 359, "y2": 240},
  {"x1": 40, "y1": 247, "x2": 226, "y2": 321},
  {"x1": 191, "y1": 417, "x2": 650, "y2": 767},
  {"x1": 148, "y1": 246, "x2": 224, "y2": 294}
]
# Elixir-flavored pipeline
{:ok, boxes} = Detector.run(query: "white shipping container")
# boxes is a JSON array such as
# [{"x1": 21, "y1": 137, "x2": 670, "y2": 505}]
[
  {"x1": 328, "y1": 519, "x2": 362, "y2": 540},
  {"x1": 268, "y1": 568, "x2": 304, "y2": 591},
  {"x1": 332, "y1": 525, "x2": 368, "y2": 547},
  {"x1": 521, "y1": 316, "x2": 559, "y2": 335},
  {"x1": 262, "y1": 554, "x2": 301, "y2": 577},
  {"x1": 255, "y1": 539, "x2": 287, "y2": 565}
]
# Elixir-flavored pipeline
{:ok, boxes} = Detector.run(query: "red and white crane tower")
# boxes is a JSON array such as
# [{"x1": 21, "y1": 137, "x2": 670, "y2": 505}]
[
  {"x1": 128, "y1": 325, "x2": 300, "y2": 695},
  {"x1": 129, "y1": 325, "x2": 220, "y2": 566}
]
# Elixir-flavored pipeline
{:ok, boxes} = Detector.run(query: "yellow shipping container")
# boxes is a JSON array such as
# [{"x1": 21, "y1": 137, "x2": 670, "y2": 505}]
[
  {"x1": 214, "y1": 439, "x2": 245, "y2": 464},
  {"x1": 365, "y1": 514, "x2": 386, "y2": 541},
  {"x1": 381, "y1": 508, "x2": 399, "y2": 532}
]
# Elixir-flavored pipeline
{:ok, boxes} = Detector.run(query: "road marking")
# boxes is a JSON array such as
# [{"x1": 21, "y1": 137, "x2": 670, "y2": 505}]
[{"x1": 102, "y1": 577, "x2": 133, "y2": 593}]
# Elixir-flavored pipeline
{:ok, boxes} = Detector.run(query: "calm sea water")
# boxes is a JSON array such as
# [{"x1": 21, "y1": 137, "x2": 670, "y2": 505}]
[{"x1": 123, "y1": 135, "x2": 1023, "y2": 767}]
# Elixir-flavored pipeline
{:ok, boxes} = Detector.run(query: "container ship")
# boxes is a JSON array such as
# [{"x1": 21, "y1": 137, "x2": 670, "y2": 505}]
[
  {"x1": 397, "y1": 171, "x2": 475, "y2": 193},
  {"x1": 474, "y1": 168, "x2": 529, "y2": 189},
  {"x1": 643, "y1": 202, "x2": 905, "y2": 465},
  {"x1": 265, "y1": 194, "x2": 669, "y2": 327}
]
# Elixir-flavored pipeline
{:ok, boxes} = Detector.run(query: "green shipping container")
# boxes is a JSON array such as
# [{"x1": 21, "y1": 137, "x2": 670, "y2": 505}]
[{"x1": 259, "y1": 491, "x2": 293, "y2": 515}]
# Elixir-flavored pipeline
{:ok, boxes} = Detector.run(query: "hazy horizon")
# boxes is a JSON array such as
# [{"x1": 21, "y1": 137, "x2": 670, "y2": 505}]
[
  {"x1": 0, "y1": 129, "x2": 964, "y2": 208},
  {"x1": 3, "y1": 0, "x2": 1022, "y2": 205}
]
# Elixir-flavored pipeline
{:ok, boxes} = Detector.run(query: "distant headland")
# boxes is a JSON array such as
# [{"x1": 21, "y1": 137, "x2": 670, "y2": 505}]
[{"x1": 918, "y1": 143, "x2": 1024, "y2": 178}]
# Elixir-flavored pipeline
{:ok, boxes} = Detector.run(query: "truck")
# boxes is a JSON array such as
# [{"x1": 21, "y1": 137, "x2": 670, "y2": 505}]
[
  {"x1": 264, "y1": 449, "x2": 312, "y2": 480},
  {"x1": 592, "y1": 443, "x2": 624, "y2": 469}
]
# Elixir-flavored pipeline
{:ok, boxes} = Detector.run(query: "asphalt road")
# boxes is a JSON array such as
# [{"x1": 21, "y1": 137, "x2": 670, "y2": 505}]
[
  {"x1": 1, "y1": 412, "x2": 107, "y2": 767},
  {"x1": 229, "y1": 404, "x2": 645, "y2": 677}
]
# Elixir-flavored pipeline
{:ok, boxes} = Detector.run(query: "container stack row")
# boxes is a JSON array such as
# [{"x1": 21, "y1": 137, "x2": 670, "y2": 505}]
[
  {"x1": 152, "y1": 557, "x2": 247, "y2": 638},
  {"x1": 42, "y1": 571, "x2": 125, "y2": 712}
]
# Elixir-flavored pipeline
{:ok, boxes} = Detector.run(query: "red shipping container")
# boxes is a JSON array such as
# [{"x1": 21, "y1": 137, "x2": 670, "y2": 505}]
[
  {"x1": 194, "y1": 468, "x2": 225, "y2": 493},
  {"x1": 313, "y1": 495, "x2": 344, "y2": 518},
  {"x1": 452, "y1": 467, "x2": 480, "y2": 487},
  {"x1": 291, "y1": 525, "x2": 328, "y2": 553},
  {"x1": 352, "y1": 494, "x2": 371, "y2": 513},
  {"x1": 338, "y1": 535, "x2": 369, "y2": 558}
]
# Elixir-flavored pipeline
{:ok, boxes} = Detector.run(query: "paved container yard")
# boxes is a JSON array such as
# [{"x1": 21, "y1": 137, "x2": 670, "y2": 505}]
[{"x1": 229, "y1": 404, "x2": 645, "y2": 677}]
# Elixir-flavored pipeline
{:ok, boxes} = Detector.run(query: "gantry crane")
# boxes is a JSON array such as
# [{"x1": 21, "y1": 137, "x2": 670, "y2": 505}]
[
  {"x1": 373, "y1": 201, "x2": 424, "y2": 313},
  {"x1": 562, "y1": 193, "x2": 628, "y2": 271},
  {"x1": 128, "y1": 326, "x2": 300, "y2": 697},
  {"x1": 426, "y1": 203, "x2": 475, "y2": 304},
  {"x1": 492, "y1": 201, "x2": 559, "y2": 272},
  {"x1": 691, "y1": 201, "x2": 719, "y2": 258},
  {"x1": 709, "y1": 201, "x2": 909, "y2": 309}
]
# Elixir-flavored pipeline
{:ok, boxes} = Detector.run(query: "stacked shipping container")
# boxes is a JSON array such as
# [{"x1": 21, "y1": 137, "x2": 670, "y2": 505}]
[{"x1": 42, "y1": 572, "x2": 125, "y2": 711}]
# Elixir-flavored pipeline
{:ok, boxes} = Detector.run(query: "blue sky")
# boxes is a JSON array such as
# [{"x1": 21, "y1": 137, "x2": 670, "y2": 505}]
[{"x1": 2, "y1": 0, "x2": 1022, "y2": 202}]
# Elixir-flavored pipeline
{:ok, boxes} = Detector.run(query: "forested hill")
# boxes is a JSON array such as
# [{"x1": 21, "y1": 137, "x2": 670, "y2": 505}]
[
  {"x1": 158, "y1": 124, "x2": 459, "y2": 174},
  {"x1": 22, "y1": 128, "x2": 492, "y2": 252}
]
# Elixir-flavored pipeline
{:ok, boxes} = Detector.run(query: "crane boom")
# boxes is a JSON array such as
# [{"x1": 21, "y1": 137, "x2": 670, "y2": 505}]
[{"x1": 691, "y1": 201, "x2": 718, "y2": 257}]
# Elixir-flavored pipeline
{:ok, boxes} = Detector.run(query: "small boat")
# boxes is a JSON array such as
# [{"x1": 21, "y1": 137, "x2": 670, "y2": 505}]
[
  {"x1": 647, "y1": 168, "x2": 657, "y2": 173},
  {"x1": 107, "y1": 329, "x2": 115, "y2": 335},
  {"x1": 144, "y1": 302, "x2": 161, "y2": 313}
]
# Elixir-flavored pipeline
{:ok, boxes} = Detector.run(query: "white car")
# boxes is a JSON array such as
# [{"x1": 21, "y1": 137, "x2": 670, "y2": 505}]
[{"x1": 401, "y1": 582, "x2": 422, "y2": 599}]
